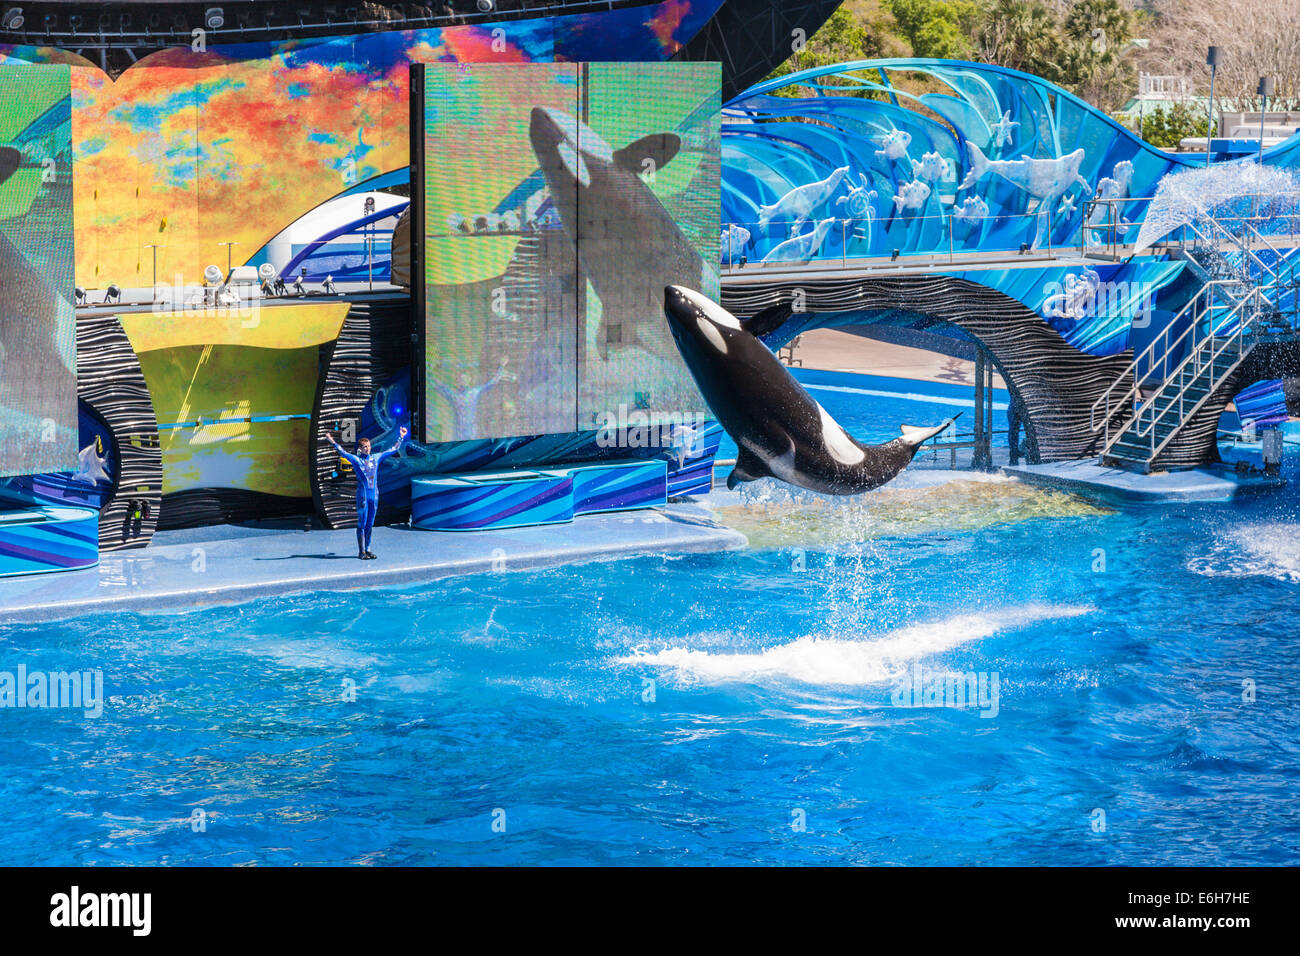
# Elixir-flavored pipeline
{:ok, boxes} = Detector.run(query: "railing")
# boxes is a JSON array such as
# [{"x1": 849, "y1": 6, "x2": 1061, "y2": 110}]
[
  {"x1": 720, "y1": 207, "x2": 1077, "y2": 271},
  {"x1": 1080, "y1": 191, "x2": 1300, "y2": 260},
  {"x1": 1124, "y1": 288, "x2": 1264, "y2": 462},
  {"x1": 1089, "y1": 279, "x2": 1238, "y2": 444},
  {"x1": 1087, "y1": 193, "x2": 1300, "y2": 463}
]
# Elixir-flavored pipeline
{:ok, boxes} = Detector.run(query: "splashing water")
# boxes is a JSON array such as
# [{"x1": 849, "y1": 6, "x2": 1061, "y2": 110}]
[
  {"x1": 618, "y1": 604, "x2": 1093, "y2": 686},
  {"x1": 1187, "y1": 522, "x2": 1300, "y2": 583},
  {"x1": 1135, "y1": 163, "x2": 1300, "y2": 253}
]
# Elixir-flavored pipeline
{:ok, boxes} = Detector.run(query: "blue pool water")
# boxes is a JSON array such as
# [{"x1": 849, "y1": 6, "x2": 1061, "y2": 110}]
[{"x1": 1, "y1": 454, "x2": 1298, "y2": 865}]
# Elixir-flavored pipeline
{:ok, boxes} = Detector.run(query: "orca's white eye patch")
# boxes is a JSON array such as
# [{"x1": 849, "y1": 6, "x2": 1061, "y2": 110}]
[
  {"x1": 696, "y1": 316, "x2": 728, "y2": 353},
  {"x1": 558, "y1": 143, "x2": 590, "y2": 187},
  {"x1": 679, "y1": 289, "x2": 741, "y2": 329}
]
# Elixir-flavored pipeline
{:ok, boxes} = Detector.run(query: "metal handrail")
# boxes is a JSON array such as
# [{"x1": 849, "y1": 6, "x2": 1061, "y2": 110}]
[
  {"x1": 1187, "y1": 217, "x2": 1281, "y2": 284},
  {"x1": 1126, "y1": 292, "x2": 1261, "y2": 461},
  {"x1": 1089, "y1": 206, "x2": 1296, "y2": 447},
  {"x1": 1089, "y1": 279, "x2": 1236, "y2": 438}
]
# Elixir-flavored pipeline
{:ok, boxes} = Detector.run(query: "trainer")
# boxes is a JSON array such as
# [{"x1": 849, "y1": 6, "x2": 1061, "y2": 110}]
[{"x1": 325, "y1": 426, "x2": 408, "y2": 559}]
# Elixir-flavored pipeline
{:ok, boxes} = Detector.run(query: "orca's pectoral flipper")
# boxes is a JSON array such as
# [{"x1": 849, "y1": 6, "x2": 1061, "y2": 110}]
[
  {"x1": 727, "y1": 447, "x2": 773, "y2": 490},
  {"x1": 614, "y1": 133, "x2": 681, "y2": 173},
  {"x1": 900, "y1": 412, "x2": 962, "y2": 447},
  {"x1": 741, "y1": 301, "x2": 795, "y2": 340}
]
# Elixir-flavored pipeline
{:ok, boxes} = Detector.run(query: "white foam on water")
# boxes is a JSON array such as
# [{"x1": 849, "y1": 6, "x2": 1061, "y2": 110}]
[
  {"x1": 618, "y1": 604, "x2": 1092, "y2": 687},
  {"x1": 1188, "y1": 523, "x2": 1300, "y2": 584}
]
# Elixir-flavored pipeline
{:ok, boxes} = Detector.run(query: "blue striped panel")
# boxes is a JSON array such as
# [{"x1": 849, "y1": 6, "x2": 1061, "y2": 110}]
[
  {"x1": 556, "y1": 461, "x2": 668, "y2": 515},
  {"x1": 411, "y1": 474, "x2": 574, "y2": 531},
  {"x1": 0, "y1": 507, "x2": 99, "y2": 577}
]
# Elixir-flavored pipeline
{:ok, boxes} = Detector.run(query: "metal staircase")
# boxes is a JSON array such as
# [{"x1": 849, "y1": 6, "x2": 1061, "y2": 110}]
[{"x1": 1090, "y1": 215, "x2": 1300, "y2": 473}]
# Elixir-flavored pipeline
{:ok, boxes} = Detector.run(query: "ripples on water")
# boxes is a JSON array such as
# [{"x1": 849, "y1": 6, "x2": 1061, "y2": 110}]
[{"x1": 1, "y1": 468, "x2": 1298, "y2": 865}]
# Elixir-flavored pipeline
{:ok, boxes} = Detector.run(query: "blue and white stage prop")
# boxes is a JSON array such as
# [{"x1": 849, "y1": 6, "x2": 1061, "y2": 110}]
[
  {"x1": 756, "y1": 166, "x2": 849, "y2": 235},
  {"x1": 409, "y1": 459, "x2": 669, "y2": 532},
  {"x1": 0, "y1": 503, "x2": 98, "y2": 577},
  {"x1": 662, "y1": 286, "x2": 957, "y2": 495}
]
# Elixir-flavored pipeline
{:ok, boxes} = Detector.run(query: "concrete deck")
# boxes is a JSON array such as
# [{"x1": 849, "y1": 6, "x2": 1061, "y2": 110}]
[
  {"x1": 0, "y1": 501, "x2": 746, "y2": 624},
  {"x1": 1001, "y1": 459, "x2": 1287, "y2": 503}
]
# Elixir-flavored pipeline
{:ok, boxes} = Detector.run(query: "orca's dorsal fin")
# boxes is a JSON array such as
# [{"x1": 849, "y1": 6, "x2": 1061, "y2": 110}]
[
  {"x1": 727, "y1": 447, "x2": 773, "y2": 489},
  {"x1": 614, "y1": 133, "x2": 681, "y2": 174},
  {"x1": 741, "y1": 302, "x2": 794, "y2": 339}
]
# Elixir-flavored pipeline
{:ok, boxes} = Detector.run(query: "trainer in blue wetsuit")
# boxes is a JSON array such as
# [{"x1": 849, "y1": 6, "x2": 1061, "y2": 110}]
[{"x1": 326, "y1": 426, "x2": 408, "y2": 559}]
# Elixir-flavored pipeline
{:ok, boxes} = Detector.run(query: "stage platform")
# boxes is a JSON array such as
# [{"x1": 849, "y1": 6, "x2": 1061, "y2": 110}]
[
  {"x1": 0, "y1": 501, "x2": 746, "y2": 624},
  {"x1": 1000, "y1": 459, "x2": 1287, "y2": 503}
]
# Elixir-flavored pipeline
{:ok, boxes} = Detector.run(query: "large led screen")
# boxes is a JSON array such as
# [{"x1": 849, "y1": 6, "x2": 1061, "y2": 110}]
[
  {"x1": 0, "y1": 65, "x2": 77, "y2": 477},
  {"x1": 417, "y1": 61, "x2": 720, "y2": 443}
]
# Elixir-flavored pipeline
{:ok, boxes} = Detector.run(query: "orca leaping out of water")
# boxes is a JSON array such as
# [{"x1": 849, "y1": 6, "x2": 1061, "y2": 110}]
[{"x1": 662, "y1": 286, "x2": 959, "y2": 495}]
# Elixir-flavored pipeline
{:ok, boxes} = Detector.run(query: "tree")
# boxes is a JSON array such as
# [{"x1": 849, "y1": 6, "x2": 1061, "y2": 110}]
[
  {"x1": 1142, "y1": 0, "x2": 1300, "y2": 112},
  {"x1": 977, "y1": 0, "x2": 1139, "y2": 110},
  {"x1": 1129, "y1": 102, "x2": 1209, "y2": 149},
  {"x1": 1060, "y1": 0, "x2": 1139, "y2": 111},
  {"x1": 765, "y1": 1, "x2": 912, "y2": 95},
  {"x1": 887, "y1": 0, "x2": 981, "y2": 60},
  {"x1": 976, "y1": 0, "x2": 1066, "y2": 83}
]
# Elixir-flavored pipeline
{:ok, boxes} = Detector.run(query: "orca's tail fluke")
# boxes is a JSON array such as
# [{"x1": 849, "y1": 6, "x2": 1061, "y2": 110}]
[
  {"x1": 959, "y1": 142, "x2": 988, "y2": 191},
  {"x1": 900, "y1": 412, "x2": 961, "y2": 448}
]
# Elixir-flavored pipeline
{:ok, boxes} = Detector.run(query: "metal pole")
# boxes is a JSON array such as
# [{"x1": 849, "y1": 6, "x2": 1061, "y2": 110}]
[
  {"x1": 987, "y1": 360, "x2": 994, "y2": 467},
  {"x1": 1257, "y1": 76, "x2": 1273, "y2": 164},
  {"x1": 974, "y1": 349, "x2": 986, "y2": 470},
  {"x1": 1206, "y1": 47, "x2": 1219, "y2": 167}
]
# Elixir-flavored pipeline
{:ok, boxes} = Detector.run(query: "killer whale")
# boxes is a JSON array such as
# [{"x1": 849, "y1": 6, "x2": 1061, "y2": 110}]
[
  {"x1": 528, "y1": 107, "x2": 711, "y2": 363},
  {"x1": 662, "y1": 286, "x2": 958, "y2": 495}
]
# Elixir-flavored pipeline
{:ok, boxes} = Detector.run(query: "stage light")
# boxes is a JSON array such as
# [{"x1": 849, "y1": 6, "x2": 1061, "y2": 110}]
[
  {"x1": 477, "y1": 0, "x2": 495, "y2": 11},
  {"x1": 1, "y1": 8, "x2": 23, "y2": 30},
  {"x1": 891, "y1": 249, "x2": 900, "y2": 261},
  {"x1": 105, "y1": 284, "x2": 121, "y2": 304},
  {"x1": 74, "y1": 287, "x2": 86, "y2": 305},
  {"x1": 205, "y1": 7, "x2": 225, "y2": 30},
  {"x1": 68, "y1": 14, "x2": 81, "y2": 32}
]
